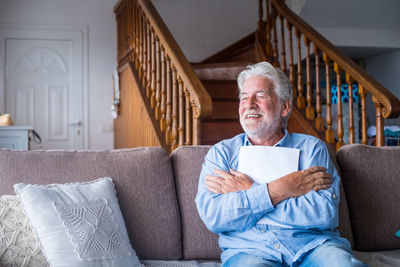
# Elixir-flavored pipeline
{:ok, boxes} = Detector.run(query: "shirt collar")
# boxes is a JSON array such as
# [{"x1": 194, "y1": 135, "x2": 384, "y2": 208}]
[{"x1": 244, "y1": 128, "x2": 290, "y2": 147}]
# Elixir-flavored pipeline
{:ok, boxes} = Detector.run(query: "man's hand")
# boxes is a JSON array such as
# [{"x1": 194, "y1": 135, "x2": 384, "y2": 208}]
[
  {"x1": 205, "y1": 169, "x2": 253, "y2": 194},
  {"x1": 268, "y1": 166, "x2": 332, "y2": 206}
]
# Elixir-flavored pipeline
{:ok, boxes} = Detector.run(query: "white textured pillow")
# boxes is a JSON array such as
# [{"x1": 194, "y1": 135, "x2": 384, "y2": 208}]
[
  {"x1": 0, "y1": 195, "x2": 48, "y2": 267},
  {"x1": 14, "y1": 177, "x2": 143, "y2": 267}
]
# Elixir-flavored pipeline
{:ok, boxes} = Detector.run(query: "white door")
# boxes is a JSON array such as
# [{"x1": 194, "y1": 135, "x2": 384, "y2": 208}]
[{"x1": 1, "y1": 26, "x2": 87, "y2": 149}]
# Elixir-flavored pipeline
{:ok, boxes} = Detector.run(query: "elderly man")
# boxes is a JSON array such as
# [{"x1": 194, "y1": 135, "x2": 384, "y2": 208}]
[{"x1": 195, "y1": 62, "x2": 367, "y2": 267}]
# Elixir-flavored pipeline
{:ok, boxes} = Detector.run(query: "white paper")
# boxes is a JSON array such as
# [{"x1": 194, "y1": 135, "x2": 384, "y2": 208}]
[{"x1": 238, "y1": 146, "x2": 300, "y2": 184}]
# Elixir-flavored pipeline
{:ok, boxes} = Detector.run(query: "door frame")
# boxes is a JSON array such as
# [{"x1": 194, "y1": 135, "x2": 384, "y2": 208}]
[{"x1": 0, "y1": 23, "x2": 89, "y2": 149}]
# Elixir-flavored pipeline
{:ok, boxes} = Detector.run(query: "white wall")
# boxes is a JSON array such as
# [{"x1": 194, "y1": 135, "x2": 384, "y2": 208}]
[
  {"x1": 151, "y1": 0, "x2": 258, "y2": 63},
  {"x1": 365, "y1": 49, "x2": 400, "y2": 125},
  {"x1": 0, "y1": 0, "x2": 118, "y2": 149}
]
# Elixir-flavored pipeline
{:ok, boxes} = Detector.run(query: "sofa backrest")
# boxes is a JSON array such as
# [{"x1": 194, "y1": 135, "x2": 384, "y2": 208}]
[
  {"x1": 0, "y1": 147, "x2": 182, "y2": 260},
  {"x1": 336, "y1": 144, "x2": 400, "y2": 251},
  {"x1": 170, "y1": 146, "x2": 221, "y2": 260}
]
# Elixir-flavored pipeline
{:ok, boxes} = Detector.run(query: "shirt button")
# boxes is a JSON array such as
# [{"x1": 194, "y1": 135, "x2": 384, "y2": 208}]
[
  {"x1": 275, "y1": 244, "x2": 280, "y2": 249},
  {"x1": 260, "y1": 229, "x2": 266, "y2": 233},
  {"x1": 332, "y1": 193, "x2": 337, "y2": 200}
]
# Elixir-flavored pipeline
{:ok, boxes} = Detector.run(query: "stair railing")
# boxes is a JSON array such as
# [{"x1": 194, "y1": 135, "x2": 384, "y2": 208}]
[
  {"x1": 114, "y1": 0, "x2": 212, "y2": 152},
  {"x1": 256, "y1": 0, "x2": 400, "y2": 149}
]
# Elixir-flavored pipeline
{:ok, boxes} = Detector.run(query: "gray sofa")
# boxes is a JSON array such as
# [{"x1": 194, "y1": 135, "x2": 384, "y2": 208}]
[{"x1": 0, "y1": 144, "x2": 399, "y2": 266}]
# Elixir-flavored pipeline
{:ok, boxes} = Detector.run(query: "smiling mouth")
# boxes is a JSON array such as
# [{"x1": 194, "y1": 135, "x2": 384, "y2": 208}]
[{"x1": 245, "y1": 114, "x2": 262, "y2": 119}]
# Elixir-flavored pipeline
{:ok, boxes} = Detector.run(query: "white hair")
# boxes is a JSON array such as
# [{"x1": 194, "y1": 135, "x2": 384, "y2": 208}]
[{"x1": 237, "y1": 62, "x2": 293, "y2": 127}]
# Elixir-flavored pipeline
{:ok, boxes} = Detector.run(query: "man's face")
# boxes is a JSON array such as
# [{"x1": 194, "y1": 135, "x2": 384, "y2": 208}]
[{"x1": 239, "y1": 75, "x2": 286, "y2": 139}]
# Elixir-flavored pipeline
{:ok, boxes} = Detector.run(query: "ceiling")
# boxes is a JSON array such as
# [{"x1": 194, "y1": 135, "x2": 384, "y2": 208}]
[{"x1": 299, "y1": 0, "x2": 400, "y2": 31}]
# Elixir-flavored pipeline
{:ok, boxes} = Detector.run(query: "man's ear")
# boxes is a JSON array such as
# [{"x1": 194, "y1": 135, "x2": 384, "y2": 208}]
[{"x1": 280, "y1": 100, "x2": 291, "y2": 117}]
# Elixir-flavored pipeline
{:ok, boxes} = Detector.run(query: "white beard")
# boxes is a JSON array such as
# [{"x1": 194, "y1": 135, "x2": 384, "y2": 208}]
[{"x1": 240, "y1": 108, "x2": 282, "y2": 141}]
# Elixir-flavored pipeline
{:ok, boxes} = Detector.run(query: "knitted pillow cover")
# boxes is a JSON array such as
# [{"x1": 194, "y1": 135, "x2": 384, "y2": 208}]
[
  {"x1": 0, "y1": 195, "x2": 48, "y2": 267},
  {"x1": 14, "y1": 177, "x2": 143, "y2": 267}
]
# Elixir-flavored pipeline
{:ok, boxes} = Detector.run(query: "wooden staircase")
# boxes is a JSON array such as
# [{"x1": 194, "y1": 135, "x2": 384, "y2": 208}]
[
  {"x1": 113, "y1": 0, "x2": 400, "y2": 153},
  {"x1": 192, "y1": 41, "x2": 323, "y2": 145}
]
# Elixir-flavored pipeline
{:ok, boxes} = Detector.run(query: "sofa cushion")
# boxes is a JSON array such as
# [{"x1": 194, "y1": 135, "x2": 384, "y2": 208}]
[
  {"x1": 170, "y1": 146, "x2": 221, "y2": 260},
  {"x1": 14, "y1": 177, "x2": 142, "y2": 267},
  {"x1": 353, "y1": 249, "x2": 400, "y2": 267},
  {"x1": 336, "y1": 144, "x2": 400, "y2": 251},
  {"x1": 0, "y1": 147, "x2": 181, "y2": 260},
  {"x1": 0, "y1": 195, "x2": 48, "y2": 267}
]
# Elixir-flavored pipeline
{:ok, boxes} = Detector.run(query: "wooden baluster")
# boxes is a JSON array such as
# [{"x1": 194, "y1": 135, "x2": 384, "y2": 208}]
[
  {"x1": 135, "y1": 2, "x2": 140, "y2": 70},
  {"x1": 141, "y1": 13, "x2": 147, "y2": 85},
  {"x1": 155, "y1": 37, "x2": 161, "y2": 120},
  {"x1": 192, "y1": 106, "x2": 200, "y2": 145},
  {"x1": 272, "y1": 6, "x2": 279, "y2": 66},
  {"x1": 129, "y1": 0, "x2": 135, "y2": 63},
  {"x1": 138, "y1": 9, "x2": 143, "y2": 77},
  {"x1": 323, "y1": 53, "x2": 334, "y2": 144},
  {"x1": 295, "y1": 29, "x2": 305, "y2": 109},
  {"x1": 184, "y1": 87, "x2": 191, "y2": 145},
  {"x1": 171, "y1": 68, "x2": 178, "y2": 151},
  {"x1": 265, "y1": 0, "x2": 272, "y2": 56},
  {"x1": 258, "y1": 0, "x2": 264, "y2": 31},
  {"x1": 345, "y1": 73, "x2": 355, "y2": 144},
  {"x1": 304, "y1": 36, "x2": 314, "y2": 120},
  {"x1": 280, "y1": 15, "x2": 287, "y2": 72},
  {"x1": 116, "y1": 11, "x2": 121, "y2": 60},
  {"x1": 314, "y1": 45, "x2": 323, "y2": 131},
  {"x1": 334, "y1": 62, "x2": 344, "y2": 150},
  {"x1": 132, "y1": 0, "x2": 136, "y2": 62},
  {"x1": 178, "y1": 78, "x2": 184, "y2": 147},
  {"x1": 121, "y1": 1, "x2": 126, "y2": 59},
  {"x1": 120, "y1": 2, "x2": 125, "y2": 60},
  {"x1": 125, "y1": 1, "x2": 129, "y2": 56},
  {"x1": 286, "y1": 22, "x2": 296, "y2": 99},
  {"x1": 165, "y1": 57, "x2": 172, "y2": 145},
  {"x1": 143, "y1": 18, "x2": 148, "y2": 91},
  {"x1": 372, "y1": 96, "x2": 384, "y2": 146},
  {"x1": 359, "y1": 84, "x2": 368, "y2": 144},
  {"x1": 126, "y1": 1, "x2": 130, "y2": 57},
  {"x1": 160, "y1": 47, "x2": 166, "y2": 132},
  {"x1": 127, "y1": 0, "x2": 132, "y2": 62},
  {"x1": 146, "y1": 21, "x2": 152, "y2": 98},
  {"x1": 150, "y1": 28, "x2": 156, "y2": 108}
]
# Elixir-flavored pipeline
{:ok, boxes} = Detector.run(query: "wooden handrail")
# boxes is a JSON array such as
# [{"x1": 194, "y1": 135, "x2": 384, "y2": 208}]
[
  {"x1": 257, "y1": 0, "x2": 400, "y2": 148},
  {"x1": 270, "y1": 1, "x2": 400, "y2": 119},
  {"x1": 114, "y1": 0, "x2": 212, "y2": 151}
]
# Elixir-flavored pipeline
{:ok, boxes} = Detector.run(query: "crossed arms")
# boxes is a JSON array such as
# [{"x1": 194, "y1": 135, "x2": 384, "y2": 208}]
[{"x1": 195, "y1": 143, "x2": 340, "y2": 234}]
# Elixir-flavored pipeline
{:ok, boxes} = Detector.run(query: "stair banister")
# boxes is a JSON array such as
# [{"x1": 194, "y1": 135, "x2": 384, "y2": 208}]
[
  {"x1": 114, "y1": 0, "x2": 212, "y2": 152},
  {"x1": 269, "y1": 0, "x2": 400, "y2": 119},
  {"x1": 258, "y1": 0, "x2": 400, "y2": 148},
  {"x1": 137, "y1": 0, "x2": 212, "y2": 119}
]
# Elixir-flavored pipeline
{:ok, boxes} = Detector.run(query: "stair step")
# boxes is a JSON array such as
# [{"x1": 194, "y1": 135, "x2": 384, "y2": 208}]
[
  {"x1": 201, "y1": 80, "x2": 239, "y2": 99},
  {"x1": 201, "y1": 120, "x2": 243, "y2": 145},
  {"x1": 210, "y1": 100, "x2": 239, "y2": 119},
  {"x1": 192, "y1": 61, "x2": 248, "y2": 80}
]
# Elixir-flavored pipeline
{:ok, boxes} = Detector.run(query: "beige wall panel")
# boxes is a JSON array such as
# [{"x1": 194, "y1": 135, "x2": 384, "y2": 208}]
[{"x1": 114, "y1": 66, "x2": 161, "y2": 148}]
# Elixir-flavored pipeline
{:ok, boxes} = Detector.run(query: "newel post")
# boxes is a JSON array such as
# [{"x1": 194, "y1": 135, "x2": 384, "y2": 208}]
[{"x1": 372, "y1": 96, "x2": 384, "y2": 146}]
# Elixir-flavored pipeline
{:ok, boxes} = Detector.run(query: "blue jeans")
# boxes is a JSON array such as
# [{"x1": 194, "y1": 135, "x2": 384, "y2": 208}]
[{"x1": 222, "y1": 240, "x2": 369, "y2": 267}]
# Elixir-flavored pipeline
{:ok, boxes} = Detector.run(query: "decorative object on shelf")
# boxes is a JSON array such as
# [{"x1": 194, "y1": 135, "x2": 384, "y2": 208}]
[
  {"x1": 0, "y1": 114, "x2": 13, "y2": 126},
  {"x1": 111, "y1": 69, "x2": 120, "y2": 119}
]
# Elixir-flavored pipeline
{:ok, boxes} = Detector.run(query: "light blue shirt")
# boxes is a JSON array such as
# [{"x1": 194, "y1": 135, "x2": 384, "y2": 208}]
[{"x1": 195, "y1": 130, "x2": 351, "y2": 265}]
